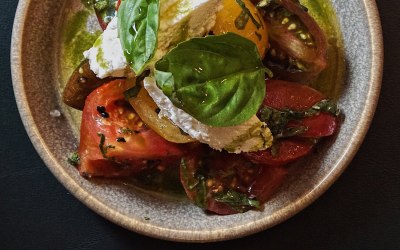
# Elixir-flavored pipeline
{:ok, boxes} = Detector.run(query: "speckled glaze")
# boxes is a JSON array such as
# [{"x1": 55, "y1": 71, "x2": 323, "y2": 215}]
[{"x1": 11, "y1": 0, "x2": 383, "y2": 242}]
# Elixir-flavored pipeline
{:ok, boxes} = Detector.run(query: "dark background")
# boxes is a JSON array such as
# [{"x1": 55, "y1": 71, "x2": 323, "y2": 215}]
[{"x1": 1, "y1": 0, "x2": 399, "y2": 249}]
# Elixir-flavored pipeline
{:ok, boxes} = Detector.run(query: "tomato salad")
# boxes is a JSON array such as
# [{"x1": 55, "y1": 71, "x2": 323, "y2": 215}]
[{"x1": 64, "y1": 0, "x2": 340, "y2": 215}]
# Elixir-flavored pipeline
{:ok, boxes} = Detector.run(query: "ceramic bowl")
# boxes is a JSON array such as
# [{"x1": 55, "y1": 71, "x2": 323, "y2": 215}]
[{"x1": 11, "y1": 0, "x2": 383, "y2": 242}]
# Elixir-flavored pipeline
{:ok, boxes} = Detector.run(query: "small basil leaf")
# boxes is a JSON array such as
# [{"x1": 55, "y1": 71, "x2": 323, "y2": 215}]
[
  {"x1": 180, "y1": 159, "x2": 207, "y2": 209},
  {"x1": 155, "y1": 33, "x2": 270, "y2": 127},
  {"x1": 118, "y1": 0, "x2": 159, "y2": 75},
  {"x1": 311, "y1": 99, "x2": 340, "y2": 116},
  {"x1": 67, "y1": 152, "x2": 80, "y2": 167},
  {"x1": 97, "y1": 132, "x2": 115, "y2": 160},
  {"x1": 259, "y1": 99, "x2": 339, "y2": 136},
  {"x1": 214, "y1": 189, "x2": 260, "y2": 212}
]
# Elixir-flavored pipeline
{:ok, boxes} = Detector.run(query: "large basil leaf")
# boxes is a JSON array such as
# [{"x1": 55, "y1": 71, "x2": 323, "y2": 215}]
[
  {"x1": 155, "y1": 33, "x2": 270, "y2": 127},
  {"x1": 118, "y1": 0, "x2": 159, "y2": 74}
]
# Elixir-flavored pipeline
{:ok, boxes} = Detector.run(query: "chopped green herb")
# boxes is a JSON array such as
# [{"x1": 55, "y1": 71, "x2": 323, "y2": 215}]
[
  {"x1": 259, "y1": 99, "x2": 339, "y2": 137},
  {"x1": 97, "y1": 133, "x2": 115, "y2": 159},
  {"x1": 214, "y1": 190, "x2": 260, "y2": 212},
  {"x1": 311, "y1": 99, "x2": 340, "y2": 116},
  {"x1": 67, "y1": 152, "x2": 80, "y2": 166},
  {"x1": 93, "y1": 0, "x2": 108, "y2": 11},
  {"x1": 119, "y1": 127, "x2": 133, "y2": 134},
  {"x1": 180, "y1": 159, "x2": 207, "y2": 209},
  {"x1": 235, "y1": 10, "x2": 250, "y2": 30},
  {"x1": 235, "y1": 0, "x2": 262, "y2": 29}
]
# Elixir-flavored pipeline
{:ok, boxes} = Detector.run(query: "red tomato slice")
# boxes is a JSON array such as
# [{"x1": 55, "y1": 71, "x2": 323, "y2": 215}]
[
  {"x1": 78, "y1": 79, "x2": 184, "y2": 178},
  {"x1": 263, "y1": 80, "x2": 338, "y2": 138},
  {"x1": 247, "y1": 80, "x2": 338, "y2": 165},
  {"x1": 259, "y1": 0, "x2": 328, "y2": 81},
  {"x1": 180, "y1": 149, "x2": 287, "y2": 215},
  {"x1": 245, "y1": 138, "x2": 314, "y2": 166},
  {"x1": 249, "y1": 165, "x2": 287, "y2": 203},
  {"x1": 287, "y1": 113, "x2": 338, "y2": 138},
  {"x1": 263, "y1": 80, "x2": 324, "y2": 111}
]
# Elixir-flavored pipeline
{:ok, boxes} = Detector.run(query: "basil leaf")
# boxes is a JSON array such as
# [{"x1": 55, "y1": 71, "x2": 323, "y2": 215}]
[
  {"x1": 259, "y1": 99, "x2": 339, "y2": 136},
  {"x1": 214, "y1": 189, "x2": 260, "y2": 212},
  {"x1": 67, "y1": 152, "x2": 80, "y2": 167},
  {"x1": 97, "y1": 132, "x2": 115, "y2": 159},
  {"x1": 155, "y1": 33, "x2": 270, "y2": 127},
  {"x1": 235, "y1": 0, "x2": 262, "y2": 29},
  {"x1": 118, "y1": 0, "x2": 159, "y2": 74},
  {"x1": 180, "y1": 159, "x2": 207, "y2": 209}
]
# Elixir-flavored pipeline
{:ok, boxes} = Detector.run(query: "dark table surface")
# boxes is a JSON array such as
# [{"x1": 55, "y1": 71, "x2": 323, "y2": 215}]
[{"x1": 1, "y1": 0, "x2": 399, "y2": 249}]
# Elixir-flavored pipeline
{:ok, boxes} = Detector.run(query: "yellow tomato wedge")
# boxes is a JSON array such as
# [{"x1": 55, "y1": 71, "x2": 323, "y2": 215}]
[
  {"x1": 212, "y1": 0, "x2": 269, "y2": 58},
  {"x1": 127, "y1": 82, "x2": 195, "y2": 144}
]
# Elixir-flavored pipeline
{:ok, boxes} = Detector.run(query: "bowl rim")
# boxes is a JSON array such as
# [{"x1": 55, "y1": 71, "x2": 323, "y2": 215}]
[{"x1": 10, "y1": 0, "x2": 383, "y2": 242}]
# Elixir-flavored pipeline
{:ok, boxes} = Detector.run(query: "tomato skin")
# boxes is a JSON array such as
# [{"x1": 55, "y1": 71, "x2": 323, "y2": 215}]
[
  {"x1": 263, "y1": 80, "x2": 338, "y2": 138},
  {"x1": 249, "y1": 165, "x2": 287, "y2": 203},
  {"x1": 207, "y1": 165, "x2": 287, "y2": 215},
  {"x1": 287, "y1": 113, "x2": 338, "y2": 138},
  {"x1": 207, "y1": 199, "x2": 238, "y2": 215},
  {"x1": 258, "y1": 0, "x2": 328, "y2": 81},
  {"x1": 245, "y1": 138, "x2": 314, "y2": 166},
  {"x1": 264, "y1": 80, "x2": 324, "y2": 111},
  {"x1": 246, "y1": 80, "x2": 338, "y2": 165},
  {"x1": 212, "y1": 0, "x2": 269, "y2": 58},
  {"x1": 78, "y1": 79, "x2": 184, "y2": 178},
  {"x1": 180, "y1": 149, "x2": 287, "y2": 215}
]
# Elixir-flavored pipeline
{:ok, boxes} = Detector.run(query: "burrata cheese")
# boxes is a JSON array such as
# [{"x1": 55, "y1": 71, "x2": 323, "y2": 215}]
[
  {"x1": 143, "y1": 77, "x2": 273, "y2": 153},
  {"x1": 84, "y1": 0, "x2": 222, "y2": 79}
]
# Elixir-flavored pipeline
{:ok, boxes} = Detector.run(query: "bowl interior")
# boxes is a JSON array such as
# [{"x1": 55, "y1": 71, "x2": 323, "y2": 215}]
[{"x1": 11, "y1": 0, "x2": 382, "y2": 242}]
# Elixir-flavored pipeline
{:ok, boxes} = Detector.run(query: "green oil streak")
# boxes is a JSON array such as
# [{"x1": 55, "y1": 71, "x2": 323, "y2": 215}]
[
  {"x1": 60, "y1": 7, "x2": 101, "y2": 131},
  {"x1": 300, "y1": 0, "x2": 345, "y2": 100},
  {"x1": 61, "y1": 10, "x2": 101, "y2": 86},
  {"x1": 80, "y1": 0, "x2": 92, "y2": 9}
]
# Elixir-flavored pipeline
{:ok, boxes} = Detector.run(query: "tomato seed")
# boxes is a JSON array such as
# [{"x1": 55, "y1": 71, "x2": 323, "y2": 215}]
[
  {"x1": 116, "y1": 137, "x2": 126, "y2": 142},
  {"x1": 97, "y1": 106, "x2": 110, "y2": 118}
]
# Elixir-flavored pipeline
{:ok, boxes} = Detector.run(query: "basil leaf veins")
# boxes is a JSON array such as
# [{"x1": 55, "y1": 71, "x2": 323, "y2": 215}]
[
  {"x1": 118, "y1": 0, "x2": 159, "y2": 75},
  {"x1": 155, "y1": 33, "x2": 271, "y2": 127}
]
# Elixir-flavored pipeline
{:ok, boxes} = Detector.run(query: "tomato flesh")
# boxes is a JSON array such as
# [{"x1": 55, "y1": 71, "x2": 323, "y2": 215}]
[
  {"x1": 180, "y1": 149, "x2": 287, "y2": 215},
  {"x1": 212, "y1": 0, "x2": 269, "y2": 58},
  {"x1": 263, "y1": 80, "x2": 338, "y2": 138},
  {"x1": 78, "y1": 79, "x2": 184, "y2": 178},
  {"x1": 246, "y1": 80, "x2": 338, "y2": 165},
  {"x1": 249, "y1": 165, "x2": 287, "y2": 203},
  {"x1": 257, "y1": 0, "x2": 328, "y2": 81},
  {"x1": 287, "y1": 113, "x2": 337, "y2": 138},
  {"x1": 263, "y1": 80, "x2": 325, "y2": 111},
  {"x1": 245, "y1": 138, "x2": 314, "y2": 165}
]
